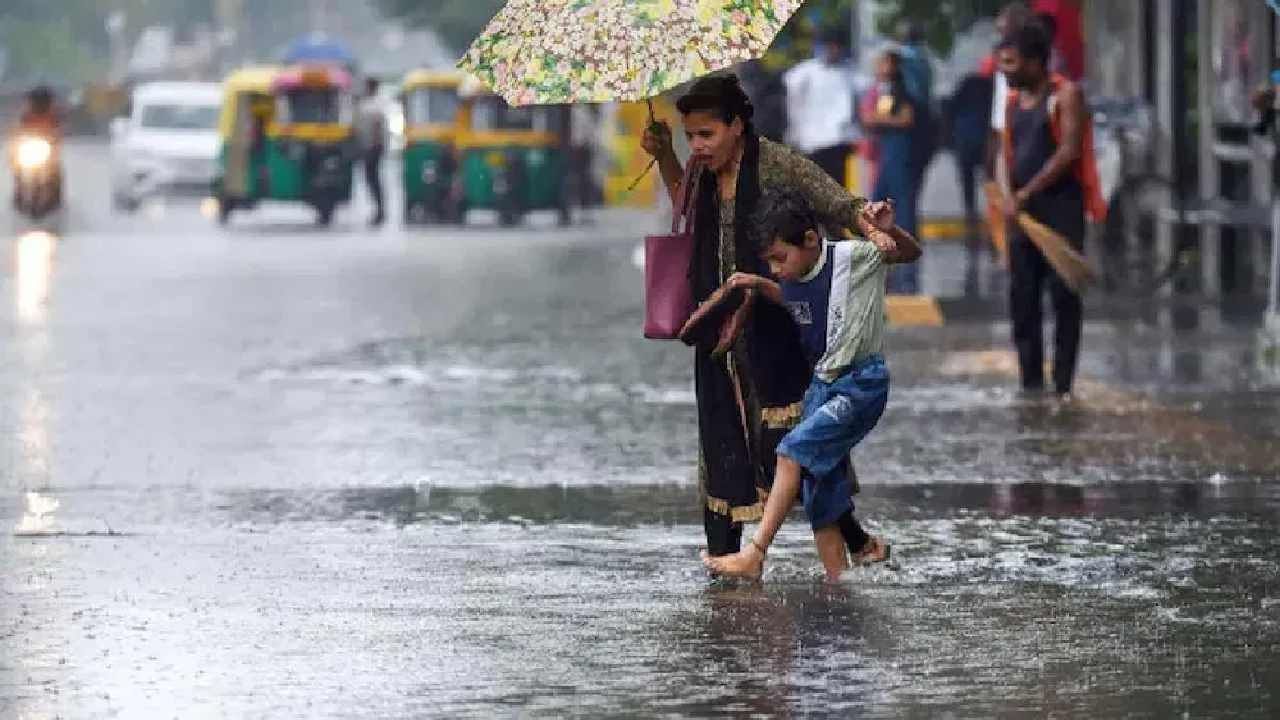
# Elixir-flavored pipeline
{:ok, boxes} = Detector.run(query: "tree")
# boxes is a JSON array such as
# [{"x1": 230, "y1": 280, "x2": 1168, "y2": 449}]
[
  {"x1": 374, "y1": 0, "x2": 504, "y2": 55},
  {"x1": 873, "y1": 0, "x2": 1007, "y2": 56}
]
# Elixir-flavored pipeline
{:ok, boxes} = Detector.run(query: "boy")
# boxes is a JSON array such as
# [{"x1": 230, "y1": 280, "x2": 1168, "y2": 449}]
[{"x1": 702, "y1": 190, "x2": 921, "y2": 580}]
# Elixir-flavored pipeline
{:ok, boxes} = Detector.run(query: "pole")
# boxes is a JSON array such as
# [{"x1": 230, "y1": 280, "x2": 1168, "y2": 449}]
[{"x1": 1269, "y1": 197, "x2": 1280, "y2": 321}]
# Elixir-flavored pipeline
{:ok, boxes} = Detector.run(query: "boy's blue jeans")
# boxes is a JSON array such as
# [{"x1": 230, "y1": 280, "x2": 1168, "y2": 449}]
[{"x1": 776, "y1": 355, "x2": 889, "y2": 530}]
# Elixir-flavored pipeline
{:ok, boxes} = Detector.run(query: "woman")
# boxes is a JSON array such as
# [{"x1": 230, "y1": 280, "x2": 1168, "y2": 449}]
[
  {"x1": 641, "y1": 73, "x2": 879, "y2": 569},
  {"x1": 861, "y1": 50, "x2": 921, "y2": 294}
]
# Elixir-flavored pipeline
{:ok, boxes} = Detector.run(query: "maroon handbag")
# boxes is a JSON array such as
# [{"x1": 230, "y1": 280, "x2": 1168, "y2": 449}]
[{"x1": 643, "y1": 160, "x2": 703, "y2": 339}]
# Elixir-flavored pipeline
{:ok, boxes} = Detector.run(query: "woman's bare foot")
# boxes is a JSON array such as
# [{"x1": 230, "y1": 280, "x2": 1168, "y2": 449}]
[
  {"x1": 851, "y1": 536, "x2": 891, "y2": 565},
  {"x1": 700, "y1": 542, "x2": 765, "y2": 580}
]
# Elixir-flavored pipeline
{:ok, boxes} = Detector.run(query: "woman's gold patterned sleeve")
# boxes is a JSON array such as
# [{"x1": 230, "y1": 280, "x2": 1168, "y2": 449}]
[{"x1": 772, "y1": 142, "x2": 869, "y2": 236}]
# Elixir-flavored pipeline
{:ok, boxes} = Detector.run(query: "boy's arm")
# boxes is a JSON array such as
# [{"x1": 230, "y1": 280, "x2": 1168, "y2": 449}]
[
  {"x1": 879, "y1": 224, "x2": 922, "y2": 264},
  {"x1": 727, "y1": 273, "x2": 784, "y2": 305}
]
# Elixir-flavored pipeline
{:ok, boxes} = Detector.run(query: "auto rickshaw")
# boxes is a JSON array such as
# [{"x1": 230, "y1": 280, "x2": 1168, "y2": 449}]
[
  {"x1": 455, "y1": 80, "x2": 570, "y2": 226},
  {"x1": 400, "y1": 70, "x2": 462, "y2": 224},
  {"x1": 213, "y1": 65, "x2": 355, "y2": 226}
]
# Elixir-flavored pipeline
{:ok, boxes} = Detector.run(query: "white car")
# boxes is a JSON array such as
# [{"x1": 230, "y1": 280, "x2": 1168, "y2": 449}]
[{"x1": 110, "y1": 82, "x2": 222, "y2": 212}]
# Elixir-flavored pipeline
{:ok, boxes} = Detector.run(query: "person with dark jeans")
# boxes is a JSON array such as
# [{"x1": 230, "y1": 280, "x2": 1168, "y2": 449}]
[
  {"x1": 945, "y1": 67, "x2": 996, "y2": 294},
  {"x1": 357, "y1": 78, "x2": 387, "y2": 226},
  {"x1": 997, "y1": 23, "x2": 1087, "y2": 396}
]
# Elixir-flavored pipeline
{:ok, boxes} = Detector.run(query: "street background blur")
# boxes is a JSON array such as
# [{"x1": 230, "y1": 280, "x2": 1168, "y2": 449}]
[{"x1": 2, "y1": 2, "x2": 1280, "y2": 718}]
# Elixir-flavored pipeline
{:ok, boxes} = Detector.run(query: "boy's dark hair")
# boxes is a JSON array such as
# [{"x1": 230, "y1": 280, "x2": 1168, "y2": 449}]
[
  {"x1": 676, "y1": 72, "x2": 755, "y2": 129},
  {"x1": 756, "y1": 190, "x2": 820, "y2": 250},
  {"x1": 997, "y1": 22, "x2": 1051, "y2": 67}
]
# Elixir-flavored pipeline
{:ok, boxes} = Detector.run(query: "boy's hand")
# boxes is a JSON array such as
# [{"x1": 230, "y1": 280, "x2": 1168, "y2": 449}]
[
  {"x1": 726, "y1": 272, "x2": 759, "y2": 292},
  {"x1": 862, "y1": 200, "x2": 896, "y2": 232},
  {"x1": 867, "y1": 228, "x2": 899, "y2": 258}
]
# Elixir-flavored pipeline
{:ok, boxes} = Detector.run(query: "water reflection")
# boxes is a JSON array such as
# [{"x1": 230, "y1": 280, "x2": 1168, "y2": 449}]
[
  {"x1": 14, "y1": 491, "x2": 60, "y2": 534},
  {"x1": 15, "y1": 230, "x2": 56, "y2": 325},
  {"x1": 214, "y1": 479, "x2": 1280, "y2": 528}
]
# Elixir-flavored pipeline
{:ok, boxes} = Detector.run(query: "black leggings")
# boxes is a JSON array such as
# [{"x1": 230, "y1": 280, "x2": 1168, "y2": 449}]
[{"x1": 364, "y1": 150, "x2": 384, "y2": 217}]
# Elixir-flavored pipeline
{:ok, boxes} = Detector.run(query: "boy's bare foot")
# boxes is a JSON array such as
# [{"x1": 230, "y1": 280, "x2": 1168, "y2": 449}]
[
  {"x1": 851, "y1": 536, "x2": 891, "y2": 565},
  {"x1": 700, "y1": 541, "x2": 765, "y2": 580}
]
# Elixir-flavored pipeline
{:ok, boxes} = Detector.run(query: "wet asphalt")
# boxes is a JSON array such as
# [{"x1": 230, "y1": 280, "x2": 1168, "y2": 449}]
[{"x1": 1, "y1": 141, "x2": 1279, "y2": 718}]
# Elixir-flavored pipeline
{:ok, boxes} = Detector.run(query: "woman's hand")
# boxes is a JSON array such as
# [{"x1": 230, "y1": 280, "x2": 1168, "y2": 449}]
[{"x1": 641, "y1": 120, "x2": 674, "y2": 160}]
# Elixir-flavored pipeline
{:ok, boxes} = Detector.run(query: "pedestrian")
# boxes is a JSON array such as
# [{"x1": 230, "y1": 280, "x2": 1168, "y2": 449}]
[
  {"x1": 987, "y1": 2, "x2": 1032, "y2": 182},
  {"x1": 357, "y1": 77, "x2": 388, "y2": 227},
  {"x1": 783, "y1": 28, "x2": 857, "y2": 186},
  {"x1": 861, "y1": 50, "x2": 921, "y2": 294},
  {"x1": 944, "y1": 58, "x2": 996, "y2": 292},
  {"x1": 702, "y1": 189, "x2": 920, "y2": 580},
  {"x1": 640, "y1": 73, "x2": 882, "y2": 572},
  {"x1": 896, "y1": 21, "x2": 938, "y2": 189},
  {"x1": 996, "y1": 22, "x2": 1102, "y2": 397}
]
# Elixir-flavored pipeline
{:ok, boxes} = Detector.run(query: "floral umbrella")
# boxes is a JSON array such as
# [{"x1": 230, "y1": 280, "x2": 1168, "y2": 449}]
[{"x1": 458, "y1": 0, "x2": 804, "y2": 106}]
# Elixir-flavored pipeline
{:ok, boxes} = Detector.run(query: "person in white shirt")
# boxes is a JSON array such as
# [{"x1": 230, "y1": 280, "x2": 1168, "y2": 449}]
[{"x1": 784, "y1": 30, "x2": 858, "y2": 186}]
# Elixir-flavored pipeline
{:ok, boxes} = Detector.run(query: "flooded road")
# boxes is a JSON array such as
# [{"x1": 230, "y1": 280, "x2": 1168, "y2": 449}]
[{"x1": 2, "y1": 142, "x2": 1279, "y2": 717}]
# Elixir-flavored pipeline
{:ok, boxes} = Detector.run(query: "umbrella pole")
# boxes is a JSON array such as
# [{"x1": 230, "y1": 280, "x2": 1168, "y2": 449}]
[{"x1": 628, "y1": 98, "x2": 660, "y2": 192}]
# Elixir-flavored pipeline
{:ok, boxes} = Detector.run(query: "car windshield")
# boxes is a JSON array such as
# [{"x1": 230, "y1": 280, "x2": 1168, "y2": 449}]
[
  {"x1": 405, "y1": 88, "x2": 459, "y2": 125},
  {"x1": 139, "y1": 104, "x2": 219, "y2": 130},
  {"x1": 283, "y1": 89, "x2": 343, "y2": 123},
  {"x1": 471, "y1": 98, "x2": 540, "y2": 132}
]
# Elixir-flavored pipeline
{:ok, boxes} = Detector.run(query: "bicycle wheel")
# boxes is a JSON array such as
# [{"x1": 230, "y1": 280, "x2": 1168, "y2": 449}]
[{"x1": 1101, "y1": 174, "x2": 1182, "y2": 294}]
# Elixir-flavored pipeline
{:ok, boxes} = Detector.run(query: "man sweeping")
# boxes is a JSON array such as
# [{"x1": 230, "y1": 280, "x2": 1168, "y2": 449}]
[{"x1": 996, "y1": 22, "x2": 1104, "y2": 398}]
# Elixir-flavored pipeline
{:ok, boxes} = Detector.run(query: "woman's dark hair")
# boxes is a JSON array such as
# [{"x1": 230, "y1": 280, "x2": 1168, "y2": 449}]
[
  {"x1": 878, "y1": 50, "x2": 909, "y2": 113},
  {"x1": 997, "y1": 22, "x2": 1051, "y2": 67},
  {"x1": 756, "y1": 190, "x2": 819, "y2": 250},
  {"x1": 676, "y1": 72, "x2": 755, "y2": 129}
]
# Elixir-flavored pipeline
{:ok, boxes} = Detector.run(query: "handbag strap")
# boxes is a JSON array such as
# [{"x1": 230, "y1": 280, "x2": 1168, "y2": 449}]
[{"x1": 670, "y1": 159, "x2": 703, "y2": 234}]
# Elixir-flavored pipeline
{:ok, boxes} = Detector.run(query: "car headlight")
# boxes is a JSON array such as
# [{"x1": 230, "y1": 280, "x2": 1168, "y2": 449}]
[{"x1": 15, "y1": 137, "x2": 52, "y2": 169}]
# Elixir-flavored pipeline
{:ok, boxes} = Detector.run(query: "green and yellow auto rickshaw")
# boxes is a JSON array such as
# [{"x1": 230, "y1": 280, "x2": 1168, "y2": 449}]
[
  {"x1": 455, "y1": 81, "x2": 570, "y2": 226},
  {"x1": 213, "y1": 65, "x2": 355, "y2": 226},
  {"x1": 400, "y1": 70, "x2": 463, "y2": 224}
]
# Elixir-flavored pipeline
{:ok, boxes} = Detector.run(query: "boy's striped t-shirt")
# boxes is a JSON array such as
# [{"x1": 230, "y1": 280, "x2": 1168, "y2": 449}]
[{"x1": 779, "y1": 239, "x2": 887, "y2": 382}]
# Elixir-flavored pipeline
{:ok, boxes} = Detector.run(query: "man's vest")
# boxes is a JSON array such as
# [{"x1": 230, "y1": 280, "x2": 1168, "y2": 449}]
[{"x1": 1003, "y1": 73, "x2": 1107, "y2": 222}]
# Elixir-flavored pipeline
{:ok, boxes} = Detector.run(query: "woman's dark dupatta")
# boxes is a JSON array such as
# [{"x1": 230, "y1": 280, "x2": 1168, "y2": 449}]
[{"x1": 690, "y1": 130, "x2": 811, "y2": 513}]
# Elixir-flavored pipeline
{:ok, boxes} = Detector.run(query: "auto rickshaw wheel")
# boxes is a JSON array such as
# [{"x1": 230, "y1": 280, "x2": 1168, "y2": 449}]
[
  {"x1": 404, "y1": 201, "x2": 427, "y2": 226},
  {"x1": 316, "y1": 202, "x2": 335, "y2": 227},
  {"x1": 217, "y1": 197, "x2": 232, "y2": 226}
]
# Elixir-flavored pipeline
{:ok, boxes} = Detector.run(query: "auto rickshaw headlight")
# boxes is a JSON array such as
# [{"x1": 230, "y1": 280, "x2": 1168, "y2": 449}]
[
  {"x1": 15, "y1": 137, "x2": 52, "y2": 170},
  {"x1": 422, "y1": 161, "x2": 438, "y2": 183}
]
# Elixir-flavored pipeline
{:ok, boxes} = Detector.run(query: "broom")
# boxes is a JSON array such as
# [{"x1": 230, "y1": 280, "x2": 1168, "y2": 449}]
[
  {"x1": 983, "y1": 181, "x2": 1096, "y2": 294},
  {"x1": 1016, "y1": 212, "x2": 1097, "y2": 294},
  {"x1": 983, "y1": 181, "x2": 1009, "y2": 267}
]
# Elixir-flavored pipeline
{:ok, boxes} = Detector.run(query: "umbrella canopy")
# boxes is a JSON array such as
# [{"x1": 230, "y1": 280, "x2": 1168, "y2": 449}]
[
  {"x1": 458, "y1": 0, "x2": 802, "y2": 106},
  {"x1": 283, "y1": 35, "x2": 357, "y2": 67}
]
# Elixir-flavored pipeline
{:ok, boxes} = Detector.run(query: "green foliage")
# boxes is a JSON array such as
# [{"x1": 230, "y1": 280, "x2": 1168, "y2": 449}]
[
  {"x1": 1, "y1": 16, "x2": 95, "y2": 83},
  {"x1": 872, "y1": 0, "x2": 1006, "y2": 55},
  {"x1": 374, "y1": 0, "x2": 505, "y2": 54},
  {"x1": 759, "y1": 0, "x2": 856, "y2": 73},
  {"x1": 0, "y1": 0, "x2": 218, "y2": 83}
]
